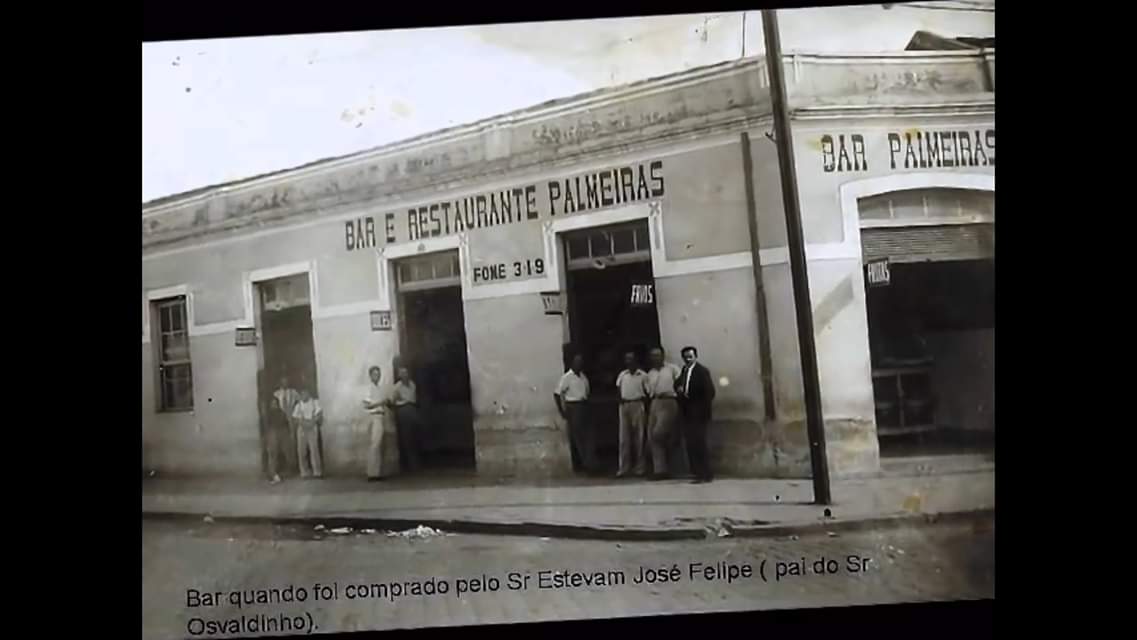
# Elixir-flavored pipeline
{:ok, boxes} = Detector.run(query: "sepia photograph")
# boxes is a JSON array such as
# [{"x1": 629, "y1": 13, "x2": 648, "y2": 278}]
[{"x1": 142, "y1": 3, "x2": 995, "y2": 638}]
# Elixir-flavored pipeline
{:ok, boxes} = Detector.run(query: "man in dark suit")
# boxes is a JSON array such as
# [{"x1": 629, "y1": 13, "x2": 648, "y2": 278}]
[{"x1": 676, "y1": 346, "x2": 716, "y2": 484}]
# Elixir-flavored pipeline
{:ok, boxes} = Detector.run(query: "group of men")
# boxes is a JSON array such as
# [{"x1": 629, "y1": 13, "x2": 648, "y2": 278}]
[
  {"x1": 363, "y1": 364, "x2": 423, "y2": 481},
  {"x1": 262, "y1": 364, "x2": 423, "y2": 483},
  {"x1": 555, "y1": 345, "x2": 716, "y2": 484},
  {"x1": 265, "y1": 347, "x2": 716, "y2": 483},
  {"x1": 262, "y1": 375, "x2": 326, "y2": 483}
]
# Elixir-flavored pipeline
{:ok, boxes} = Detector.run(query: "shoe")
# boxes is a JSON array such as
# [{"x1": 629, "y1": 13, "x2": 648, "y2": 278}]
[
  {"x1": 367, "y1": 476, "x2": 384, "y2": 482},
  {"x1": 270, "y1": 475, "x2": 281, "y2": 485},
  {"x1": 615, "y1": 471, "x2": 627, "y2": 479}
]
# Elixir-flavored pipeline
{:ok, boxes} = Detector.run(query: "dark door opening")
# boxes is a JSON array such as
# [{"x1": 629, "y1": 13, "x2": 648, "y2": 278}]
[
  {"x1": 866, "y1": 258, "x2": 994, "y2": 457},
  {"x1": 255, "y1": 274, "x2": 320, "y2": 478},
  {"x1": 563, "y1": 221, "x2": 661, "y2": 473},
  {"x1": 396, "y1": 251, "x2": 475, "y2": 471}
]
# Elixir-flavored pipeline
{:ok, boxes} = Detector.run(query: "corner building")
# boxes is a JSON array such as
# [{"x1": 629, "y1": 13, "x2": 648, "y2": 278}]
[{"x1": 142, "y1": 49, "x2": 995, "y2": 480}]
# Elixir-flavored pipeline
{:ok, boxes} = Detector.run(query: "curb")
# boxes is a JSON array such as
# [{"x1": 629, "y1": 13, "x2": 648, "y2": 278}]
[
  {"x1": 727, "y1": 508, "x2": 995, "y2": 539},
  {"x1": 142, "y1": 508, "x2": 993, "y2": 543}
]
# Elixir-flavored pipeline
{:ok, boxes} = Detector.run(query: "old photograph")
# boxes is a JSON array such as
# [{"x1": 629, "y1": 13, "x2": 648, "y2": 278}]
[{"x1": 142, "y1": 3, "x2": 995, "y2": 638}]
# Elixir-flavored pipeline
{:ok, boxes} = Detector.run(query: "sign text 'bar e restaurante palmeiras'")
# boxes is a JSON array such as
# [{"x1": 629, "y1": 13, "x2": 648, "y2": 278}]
[{"x1": 343, "y1": 160, "x2": 666, "y2": 251}]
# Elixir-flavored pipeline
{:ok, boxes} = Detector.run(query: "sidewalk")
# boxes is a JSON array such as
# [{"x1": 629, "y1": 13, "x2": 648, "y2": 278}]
[{"x1": 142, "y1": 455, "x2": 994, "y2": 541}]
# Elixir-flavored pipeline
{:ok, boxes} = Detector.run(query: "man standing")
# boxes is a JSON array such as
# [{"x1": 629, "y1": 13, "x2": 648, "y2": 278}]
[
  {"x1": 292, "y1": 387, "x2": 324, "y2": 479},
  {"x1": 362, "y1": 365, "x2": 390, "y2": 482},
  {"x1": 393, "y1": 365, "x2": 422, "y2": 473},
  {"x1": 554, "y1": 353, "x2": 597, "y2": 474},
  {"x1": 645, "y1": 347, "x2": 682, "y2": 480},
  {"x1": 677, "y1": 346, "x2": 717, "y2": 484},
  {"x1": 269, "y1": 374, "x2": 300, "y2": 484},
  {"x1": 615, "y1": 351, "x2": 649, "y2": 478}
]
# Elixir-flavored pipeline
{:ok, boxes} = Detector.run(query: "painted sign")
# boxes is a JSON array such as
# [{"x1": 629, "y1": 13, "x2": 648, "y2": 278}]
[
  {"x1": 472, "y1": 257, "x2": 547, "y2": 285},
  {"x1": 866, "y1": 258, "x2": 891, "y2": 287},
  {"x1": 630, "y1": 282, "x2": 656, "y2": 307},
  {"x1": 344, "y1": 160, "x2": 666, "y2": 250},
  {"x1": 819, "y1": 129, "x2": 995, "y2": 174},
  {"x1": 234, "y1": 327, "x2": 257, "y2": 346},
  {"x1": 370, "y1": 310, "x2": 392, "y2": 331},
  {"x1": 541, "y1": 291, "x2": 564, "y2": 315}
]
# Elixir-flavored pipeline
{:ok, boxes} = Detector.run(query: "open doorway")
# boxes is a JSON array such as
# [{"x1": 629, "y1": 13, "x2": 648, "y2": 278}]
[
  {"x1": 396, "y1": 251, "x2": 476, "y2": 471},
  {"x1": 255, "y1": 273, "x2": 319, "y2": 478},
  {"x1": 860, "y1": 188, "x2": 994, "y2": 459},
  {"x1": 563, "y1": 220, "x2": 661, "y2": 473}
]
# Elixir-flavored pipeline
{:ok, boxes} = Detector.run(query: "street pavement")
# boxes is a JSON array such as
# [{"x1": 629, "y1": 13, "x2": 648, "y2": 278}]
[
  {"x1": 142, "y1": 460, "x2": 994, "y2": 537},
  {"x1": 142, "y1": 514, "x2": 994, "y2": 639}
]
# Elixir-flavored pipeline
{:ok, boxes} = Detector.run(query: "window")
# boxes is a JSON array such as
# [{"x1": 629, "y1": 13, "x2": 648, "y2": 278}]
[
  {"x1": 396, "y1": 251, "x2": 461, "y2": 291},
  {"x1": 859, "y1": 188, "x2": 994, "y2": 224},
  {"x1": 564, "y1": 220, "x2": 651, "y2": 270},
  {"x1": 153, "y1": 296, "x2": 194, "y2": 412}
]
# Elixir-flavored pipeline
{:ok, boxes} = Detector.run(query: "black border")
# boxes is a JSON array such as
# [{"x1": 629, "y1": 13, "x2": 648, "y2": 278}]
[
  {"x1": 143, "y1": 0, "x2": 869, "y2": 42},
  {"x1": 134, "y1": 1, "x2": 1015, "y2": 639}
]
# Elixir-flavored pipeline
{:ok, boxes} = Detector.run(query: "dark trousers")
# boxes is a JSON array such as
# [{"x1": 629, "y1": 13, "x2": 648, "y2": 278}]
[
  {"x1": 682, "y1": 415, "x2": 712, "y2": 480},
  {"x1": 394, "y1": 405, "x2": 422, "y2": 472},
  {"x1": 565, "y1": 402, "x2": 597, "y2": 472}
]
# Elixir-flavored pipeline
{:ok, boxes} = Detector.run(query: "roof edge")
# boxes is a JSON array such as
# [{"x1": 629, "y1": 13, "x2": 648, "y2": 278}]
[{"x1": 142, "y1": 48, "x2": 993, "y2": 213}]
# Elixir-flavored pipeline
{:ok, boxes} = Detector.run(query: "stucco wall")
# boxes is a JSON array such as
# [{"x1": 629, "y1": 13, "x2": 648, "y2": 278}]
[
  {"x1": 463, "y1": 293, "x2": 569, "y2": 477},
  {"x1": 142, "y1": 333, "x2": 260, "y2": 476}
]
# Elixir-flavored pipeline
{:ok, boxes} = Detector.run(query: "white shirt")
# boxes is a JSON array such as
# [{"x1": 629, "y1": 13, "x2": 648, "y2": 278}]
[
  {"x1": 274, "y1": 388, "x2": 300, "y2": 416},
  {"x1": 555, "y1": 370, "x2": 590, "y2": 402},
  {"x1": 681, "y1": 362, "x2": 696, "y2": 396},
  {"x1": 293, "y1": 398, "x2": 323, "y2": 426},
  {"x1": 616, "y1": 369, "x2": 649, "y2": 401},
  {"x1": 646, "y1": 363, "x2": 682, "y2": 398},
  {"x1": 366, "y1": 382, "x2": 389, "y2": 415}
]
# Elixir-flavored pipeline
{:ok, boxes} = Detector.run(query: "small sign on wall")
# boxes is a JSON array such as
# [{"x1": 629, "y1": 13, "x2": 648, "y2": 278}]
[
  {"x1": 541, "y1": 291, "x2": 564, "y2": 315},
  {"x1": 630, "y1": 282, "x2": 656, "y2": 307},
  {"x1": 234, "y1": 327, "x2": 257, "y2": 346},
  {"x1": 371, "y1": 310, "x2": 392, "y2": 331},
  {"x1": 867, "y1": 258, "x2": 891, "y2": 287}
]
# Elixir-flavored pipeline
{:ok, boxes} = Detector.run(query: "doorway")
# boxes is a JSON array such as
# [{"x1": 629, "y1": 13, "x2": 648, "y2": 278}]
[
  {"x1": 255, "y1": 273, "x2": 320, "y2": 478},
  {"x1": 859, "y1": 188, "x2": 995, "y2": 459},
  {"x1": 563, "y1": 220, "x2": 661, "y2": 472},
  {"x1": 396, "y1": 251, "x2": 476, "y2": 471}
]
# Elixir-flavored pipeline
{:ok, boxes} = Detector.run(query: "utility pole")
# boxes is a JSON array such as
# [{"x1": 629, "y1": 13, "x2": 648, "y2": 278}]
[{"x1": 760, "y1": 9, "x2": 832, "y2": 505}]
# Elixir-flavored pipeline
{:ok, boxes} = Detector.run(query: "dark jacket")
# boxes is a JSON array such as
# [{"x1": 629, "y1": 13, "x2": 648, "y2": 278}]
[{"x1": 676, "y1": 362, "x2": 716, "y2": 422}]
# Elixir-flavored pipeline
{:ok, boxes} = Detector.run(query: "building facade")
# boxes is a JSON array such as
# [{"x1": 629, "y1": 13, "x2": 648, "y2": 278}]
[{"x1": 142, "y1": 49, "x2": 995, "y2": 479}]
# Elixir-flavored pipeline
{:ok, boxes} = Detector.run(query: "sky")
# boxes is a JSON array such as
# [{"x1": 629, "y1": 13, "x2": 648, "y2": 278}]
[{"x1": 141, "y1": 2, "x2": 995, "y2": 203}]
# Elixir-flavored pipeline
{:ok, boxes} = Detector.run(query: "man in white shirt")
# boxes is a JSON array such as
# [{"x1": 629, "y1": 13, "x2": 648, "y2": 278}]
[
  {"x1": 292, "y1": 387, "x2": 324, "y2": 479},
  {"x1": 615, "y1": 351, "x2": 650, "y2": 478},
  {"x1": 362, "y1": 366, "x2": 391, "y2": 481},
  {"x1": 554, "y1": 353, "x2": 597, "y2": 473},
  {"x1": 645, "y1": 347, "x2": 682, "y2": 480}
]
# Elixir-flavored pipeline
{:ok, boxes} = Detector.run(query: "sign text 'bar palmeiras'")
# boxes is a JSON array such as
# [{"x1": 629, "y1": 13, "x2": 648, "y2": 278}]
[
  {"x1": 866, "y1": 258, "x2": 891, "y2": 287},
  {"x1": 235, "y1": 327, "x2": 257, "y2": 346},
  {"x1": 819, "y1": 128, "x2": 995, "y2": 174},
  {"x1": 343, "y1": 160, "x2": 666, "y2": 251}
]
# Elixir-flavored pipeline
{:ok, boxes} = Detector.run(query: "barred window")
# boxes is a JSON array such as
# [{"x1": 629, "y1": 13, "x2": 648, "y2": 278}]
[{"x1": 153, "y1": 296, "x2": 194, "y2": 412}]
